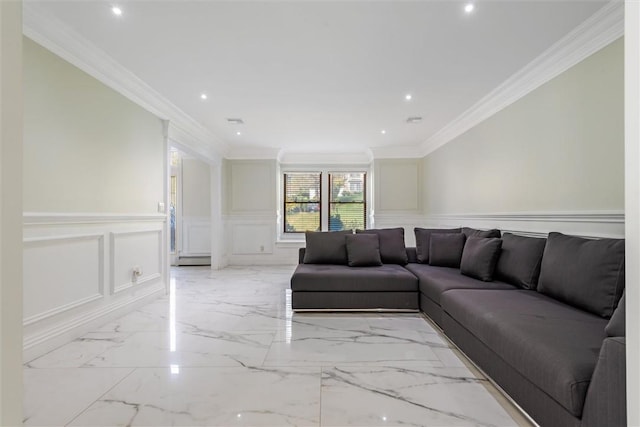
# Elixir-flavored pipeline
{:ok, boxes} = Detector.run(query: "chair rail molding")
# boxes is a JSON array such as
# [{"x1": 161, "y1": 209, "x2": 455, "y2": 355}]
[{"x1": 424, "y1": 210, "x2": 625, "y2": 239}]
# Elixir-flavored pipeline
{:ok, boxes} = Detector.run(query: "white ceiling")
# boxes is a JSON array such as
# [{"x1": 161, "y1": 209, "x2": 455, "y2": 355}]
[{"x1": 27, "y1": 0, "x2": 609, "y2": 156}]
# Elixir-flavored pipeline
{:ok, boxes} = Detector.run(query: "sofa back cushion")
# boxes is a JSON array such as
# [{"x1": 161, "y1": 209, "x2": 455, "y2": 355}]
[
  {"x1": 462, "y1": 227, "x2": 501, "y2": 239},
  {"x1": 357, "y1": 228, "x2": 408, "y2": 265},
  {"x1": 494, "y1": 233, "x2": 547, "y2": 289},
  {"x1": 303, "y1": 230, "x2": 351, "y2": 264},
  {"x1": 346, "y1": 234, "x2": 383, "y2": 267},
  {"x1": 414, "y1": 227, "x2": 461, "y2": 263},
  {"x1": 605, "y1": 291, "x2": 625, "y2": 337},
  {"x1": 429, "y1": 233, "x2": 465, "y2": 268},
  {"x1": 538, "y1": 232, "x2": 625, "y2": 318},
  {"x1": 460, "y1": 237, "x2": 503, "y2": 281}
]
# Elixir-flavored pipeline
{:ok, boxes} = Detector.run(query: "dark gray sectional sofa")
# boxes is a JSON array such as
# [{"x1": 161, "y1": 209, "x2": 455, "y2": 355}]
[{"x1": 290, "y1": 227, "x2": 627, "y2": 427}]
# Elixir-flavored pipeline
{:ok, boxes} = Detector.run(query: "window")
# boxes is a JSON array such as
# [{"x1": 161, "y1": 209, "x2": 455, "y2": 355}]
[
  {"x1": 329, "y1": 172, "x2": 366, "y2": 231},
  {"x1": 284, "y1": 172, "x2": 321, "y2": 233},
  {"x1": 283, "y1": 170, "x2": 367, "y2": 233}
]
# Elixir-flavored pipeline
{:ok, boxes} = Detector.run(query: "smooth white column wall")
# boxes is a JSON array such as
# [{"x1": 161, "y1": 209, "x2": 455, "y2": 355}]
[
  {"x1": 0, "y1": 1, "x2": 23, "y2": 424},
  {"x1": 625, "y1": 2, "x2": 640, "y2": 424}
]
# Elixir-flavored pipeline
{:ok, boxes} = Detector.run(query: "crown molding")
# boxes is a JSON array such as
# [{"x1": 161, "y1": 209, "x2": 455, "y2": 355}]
[
  {"x1": 419, "y1": 0, "x2": 624, "y2": 157},
  {"x1": 23, "y1": 2, "x2": 227, "y2": 162}
]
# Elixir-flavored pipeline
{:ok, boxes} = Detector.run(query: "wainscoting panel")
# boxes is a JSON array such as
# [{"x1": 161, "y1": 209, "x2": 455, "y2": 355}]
[
  {"x1": 23, "y1": 213, "x2": 167, "y2": 360},
  {"x1": 23, "y1": 234, "x2": 104, "y2": 324},
  {"x1": 231, "y1": 224, "x2": 273, "y2": 255},
  {"x1": 110, "y1": 229, "x2": 163, "y2": 294},
  {"x1": 223, "y1": 214, "x2": 301, "y2": 265},
  {"x1": 181, "y1": 216, "x2": 211, "y2": 256}
]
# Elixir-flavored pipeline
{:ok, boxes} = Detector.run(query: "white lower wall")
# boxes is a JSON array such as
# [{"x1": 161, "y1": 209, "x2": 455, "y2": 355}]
[
  {"x1": 23, "y1": 213, "x2": 167, "y2": 361},
  {"x1": 224, "y1": 214, "x2": 301, "y2": 265},
  {"x1": 181, "y1": 216, "x2": 212, "y2": 256}
]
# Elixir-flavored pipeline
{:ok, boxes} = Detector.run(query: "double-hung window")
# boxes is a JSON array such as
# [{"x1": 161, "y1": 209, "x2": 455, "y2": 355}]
[
  {"x1": 329, "y1": 172, "x2": 366, "y2": 231},
  {"x1": 283, "y1": 171, "x2": 367, "y2": 233},
  {"x1": 284, "y1": 172, "x2": 322, "y2": 232}
]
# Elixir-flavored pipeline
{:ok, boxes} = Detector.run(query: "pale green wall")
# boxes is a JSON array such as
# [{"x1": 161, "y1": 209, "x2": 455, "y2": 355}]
[
  {"x1": 423, "y1": 38, "x2": 624, "y2": 215},
  {"x1": 182, "y1": 158, "x2": 211, "y2": 217},
  {"x1": 223, "y1": 159, "x2": 277, "y2": 214},
  {"x1": 23, "y1": 37, "x2": 165, "y2": 214}
]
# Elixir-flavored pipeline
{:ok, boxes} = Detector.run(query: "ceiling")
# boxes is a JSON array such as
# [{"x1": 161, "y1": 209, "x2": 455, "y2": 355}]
[{"x1": 26, "y1": 0, "x2": 609, "y2": 157}]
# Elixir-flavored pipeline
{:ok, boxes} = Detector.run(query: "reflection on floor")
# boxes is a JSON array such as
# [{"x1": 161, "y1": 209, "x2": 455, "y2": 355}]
[{"x1": 24, "y1": 266, "x2": 533, "y2": 426}]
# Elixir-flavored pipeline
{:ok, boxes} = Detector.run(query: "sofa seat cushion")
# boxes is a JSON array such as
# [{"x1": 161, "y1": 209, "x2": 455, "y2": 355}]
[
  {"x1": 405, "y1": 264, "x2": 515, "y2": 305},
  {"x1": 291, "y1": 264, "x2": 418, "y2": 292},
  {"x1": 441, "y1": 289, "x2": 607, "y2": 417}
]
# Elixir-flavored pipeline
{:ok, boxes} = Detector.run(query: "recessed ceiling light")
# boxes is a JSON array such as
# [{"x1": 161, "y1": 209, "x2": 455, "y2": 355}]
[
  {"x1": 464, "y1": 3, "x2": 475, "y2": 13},
  {"x1": 381, "y1": 130, "x2": 387, "y2": 135},
  {"x1": 200, "y1": 93, "x2": 208, "y2": 100},
  {"x1": 236, "y1": 131, "x2": 242, "y2": 136},
  {"x1": 111, "y1": 6, "x2": 123, "y2": 16},
  {"x1": 405, "y1": 94, "x2": 412, "y2": 101}
]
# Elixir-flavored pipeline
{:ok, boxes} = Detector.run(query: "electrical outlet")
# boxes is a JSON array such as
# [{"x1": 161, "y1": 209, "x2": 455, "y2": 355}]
[
  {"x1": 157, "y1": 202, "x2": 165, "y2": 213},
  {"x1": 260, "y1": 245, "x2": 264, "y2": 252},
  {"x1": 132, "y1": 266, "x2": 143, "y2": 281}
]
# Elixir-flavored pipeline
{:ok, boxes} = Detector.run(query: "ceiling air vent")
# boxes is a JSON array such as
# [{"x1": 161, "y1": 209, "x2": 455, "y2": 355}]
[
  {"x1": 226, "y1": 118, "x2": 244, "y2": 124},
  {"x1": 406, "y1": 117, "x2": 422, "y2": 124}
]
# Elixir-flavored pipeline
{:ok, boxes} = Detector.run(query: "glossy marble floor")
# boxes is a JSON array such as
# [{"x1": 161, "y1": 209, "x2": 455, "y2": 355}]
[{"x1": 24, "y1": 266, "x2": 533, "y2": 426}]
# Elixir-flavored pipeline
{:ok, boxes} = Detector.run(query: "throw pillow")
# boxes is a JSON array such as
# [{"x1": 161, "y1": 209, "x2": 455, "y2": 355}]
[
  {"x1": 462, "y1": 227, "x2": 501, "y2": 239},
  {"x1": 494, "y1": 233, "x2": 547, "y2": 289},
  {"x1": 414, "y1": 227, "x2": 461, "y2": 263},
  {"x1": 460, "y1": 237, "x2": 503, "y2": 281},
  {"x1": 357, "y1": 228, "x2": 408, "y2": 265},
  {"x1": 605, "y1": 291, "x2": 625, "y2": 337},
  {"x1": 429, "y1": 233, "x2": 466, "y2": 268},
  {"x1": 303, "y1": 230, "x2": 351, "y2": 264},
  {"x1": 346, "y1": 234, "x2": 383, "y2": 267},
  {"x1": 537, "y1": 232, "x2": 625, "y2": 318}
]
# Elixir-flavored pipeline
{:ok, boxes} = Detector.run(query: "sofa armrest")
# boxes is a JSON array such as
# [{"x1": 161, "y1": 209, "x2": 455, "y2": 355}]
[
  {"x1": 581, "y1": 337, "x2": 626, "y2": 427},
  {"x1": 298, "y1": 248, "x2": 306, "y2": 264}
]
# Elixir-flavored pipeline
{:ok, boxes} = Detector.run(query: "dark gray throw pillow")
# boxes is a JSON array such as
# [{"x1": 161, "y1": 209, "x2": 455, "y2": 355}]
[
  {"x1": 429, "y1": 233, "x2": 466, "y2": 268},
  {"x1": 462, "y1": 227, "x2": 501, "y2": 239},
  {"x1": 357, "y1": 228, "x2": 408, "y2": 265},
  {"x1": 303, "y1": 230, "x2": 351, "y2": 264},
  {"x1": 605, "y1": 291, "x2": 625, "y2": 337},
  {"x1": 494, "y1": 233, "x2": 547, "y2": 289},
  {"x1": 346, "y1": 234, "x2": 382, "y2": 267},
  {"x1": 414, "y1": 227, "x2": 461, "y2": 263},
  {"x1": 538, "y1": 232, "x2": 625, "y2": 318},
  {"x1": 460, "y1": 237, "x2": 503, "y2": 281}
]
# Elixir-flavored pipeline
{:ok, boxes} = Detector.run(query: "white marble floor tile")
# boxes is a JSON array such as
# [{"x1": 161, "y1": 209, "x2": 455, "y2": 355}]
[
  {"x1": 26, "y1": 332, "x2": 132, "y2": 368},
  {"x1": 264, "y1": 328, "x2": 441, "y2": 366},
  {"x1": 23, "y1": 367, "x2": 133, "y2": 426},
  {"x1": 85, "y1": 330, "x2": 275, "y2": 368},
  {"x1": 68, "y1": 366, "x2": 320, "y2": 426},
  {"x1": 321, "y1": 365, "x2": 518, "y2": 427}
]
